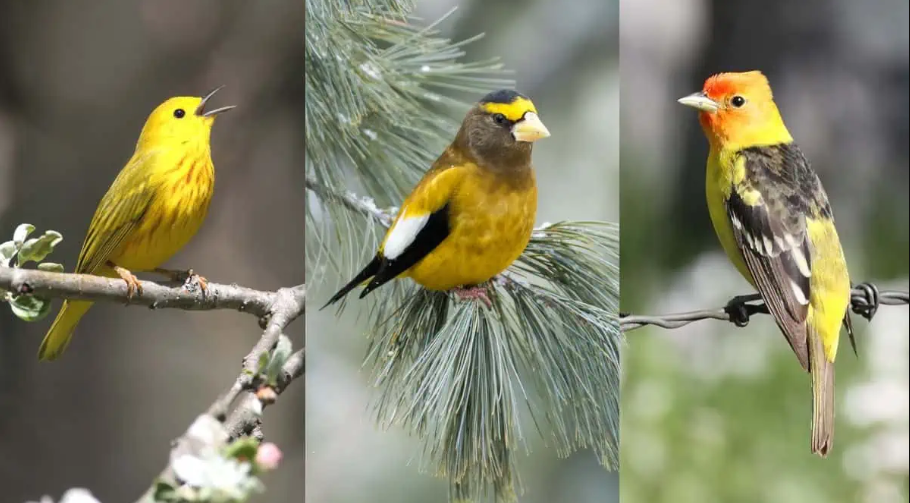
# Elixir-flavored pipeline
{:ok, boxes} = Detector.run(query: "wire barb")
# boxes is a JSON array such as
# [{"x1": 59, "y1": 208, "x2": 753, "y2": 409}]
[{"x1": 851, "y1": 281, "x2": 881, "y2": 321}]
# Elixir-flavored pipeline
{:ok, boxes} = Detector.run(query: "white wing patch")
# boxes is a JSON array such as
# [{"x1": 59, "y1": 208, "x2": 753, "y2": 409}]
[
  {"x1": 789, "y1": 245, "x2": 812, "y2": 278},
  {"x1": 383, "y1": 207, "x2": 429, "y2": 260},
  {"x1": 790, "y1": 279, "x2": 810, "y2": 305}
]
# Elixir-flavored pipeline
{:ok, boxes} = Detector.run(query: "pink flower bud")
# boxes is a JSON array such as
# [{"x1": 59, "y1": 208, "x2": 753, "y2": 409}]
[{"x1": 255, "y1": 442, "x2": 282, "y2": 470}]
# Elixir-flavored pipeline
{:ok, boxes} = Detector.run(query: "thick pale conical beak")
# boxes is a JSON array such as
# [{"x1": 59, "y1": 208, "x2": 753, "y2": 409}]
[
  {"x1": 677, "y1": 92, "x2": 719, "y2": 113},
  {"x1": 511, "y1": 112, "x2": 551, "y2": 142},
  {"x1": 196, "y1": 85, "x2": 237, "y2": 117}
]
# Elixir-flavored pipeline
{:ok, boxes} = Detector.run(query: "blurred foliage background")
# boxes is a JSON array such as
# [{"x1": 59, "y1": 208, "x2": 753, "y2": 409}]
[
  {"x1": 306, "y1": 0, "x2": 619, "y2": 502},
  {"x1": 0, "y1": 1, "x2": 304, "y2": 502},
  {"x1": 620, "y1": 0, "x2": 909, "y2": 502}
]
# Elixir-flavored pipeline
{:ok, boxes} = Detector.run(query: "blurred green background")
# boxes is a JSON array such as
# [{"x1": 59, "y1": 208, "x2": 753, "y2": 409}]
[
  {"x1": 306, "y1": 0, "x2": 619, "y2": 502},
  {"x1": 0, "y1": 1, "x2": 304, "y2": 502},
  {"x1": 620, "y1": 0, "x2": 909, "y2": 502}
]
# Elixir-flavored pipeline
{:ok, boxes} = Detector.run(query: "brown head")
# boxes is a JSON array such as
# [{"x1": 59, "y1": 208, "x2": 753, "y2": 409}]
[{"x1": 454, "y1": 89, "x2": 550, "y2": 169}]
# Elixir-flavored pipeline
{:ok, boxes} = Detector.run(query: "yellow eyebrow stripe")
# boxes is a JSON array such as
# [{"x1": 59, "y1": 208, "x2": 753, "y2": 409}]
[{"x1": 481, "y1": 97, "x2": 537, "y2": 122}]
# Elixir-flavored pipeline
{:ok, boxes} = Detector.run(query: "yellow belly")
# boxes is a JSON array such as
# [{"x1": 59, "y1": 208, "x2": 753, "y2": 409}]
[
  {"x1": 406, "y1": 173, "x2": 537, "y2": 291},
  {"x1": 109, "y1": 176, "x2": 213, "y2": 272}
]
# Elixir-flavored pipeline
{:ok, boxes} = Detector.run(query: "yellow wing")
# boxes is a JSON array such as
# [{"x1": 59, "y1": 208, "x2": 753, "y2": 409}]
[{"x1": 75, "y1": 150, "x2": 160, "y2": 274}]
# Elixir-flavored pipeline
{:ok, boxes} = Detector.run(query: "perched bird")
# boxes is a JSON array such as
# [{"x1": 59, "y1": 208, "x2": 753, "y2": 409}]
[
  {"x1": 678, "y1": 71, "x2": 852, "y2": 456},
  {"x1": 38, "y1": 87, "x2": 235, "y2": 361},
  {"x1": 323, "y1": 89, "x2": 550, "y2": 308}
]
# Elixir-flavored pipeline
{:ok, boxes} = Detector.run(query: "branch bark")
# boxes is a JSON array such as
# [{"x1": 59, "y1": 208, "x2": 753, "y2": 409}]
[
  {"x1": 1, "y1": 266, "x2": 306, "y2": 503},
  {"x1": 133, "y1": 283, "x2": 305, "y2": 502},
  {"x1": 1, "y1": 267, "x2": 281, "y2": 318}
]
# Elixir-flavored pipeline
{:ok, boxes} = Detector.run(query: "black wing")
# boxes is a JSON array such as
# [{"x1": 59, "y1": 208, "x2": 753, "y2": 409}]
[
  {"x1": 360, "y1": 203, "x2": 451, "y2": 297},
  {"x1": 320, "y1": 203, "x2": 451, "y2": 308},
  {"x1": 727, "y1": 144, "x2": 830, "y2": 370}
]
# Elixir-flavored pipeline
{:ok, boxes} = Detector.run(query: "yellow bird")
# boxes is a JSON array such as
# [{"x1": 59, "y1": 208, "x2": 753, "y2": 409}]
[
  {"x1": 678, "y1": 71, "x2": 852, "y2": 456},
  {"x1": 38, "y1": 87, "x2": 235, "y2": 361},
  {"x1": 323, "y1": 90, "x2": 550, "y2": 307}
]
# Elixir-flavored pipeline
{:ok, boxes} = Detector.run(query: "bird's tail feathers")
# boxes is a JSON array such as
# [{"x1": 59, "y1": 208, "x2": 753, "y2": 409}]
[
  {"x1": 320, "y1": 255, "x2": 382, "y2": 310},
  {"x1": 37, "y1": 300, "x2": 93, "y2": 361},
  {"x1": 809, "y1": 326, "x2": 835, "y2": 457}
]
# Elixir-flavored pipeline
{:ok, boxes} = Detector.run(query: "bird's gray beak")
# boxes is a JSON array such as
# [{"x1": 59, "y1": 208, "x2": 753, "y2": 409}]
[
  {"x1": 196, "y1": 85, "x2": 237, "y2": 117},
  {"x1": 677, "y1": 91, "x2": 719, "y2": 113},
  {"x1": 511, "y1": 112, "x2": 551, "y2": 142}
]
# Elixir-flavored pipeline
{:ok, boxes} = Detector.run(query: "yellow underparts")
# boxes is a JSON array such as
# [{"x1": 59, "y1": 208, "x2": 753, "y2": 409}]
[
  {"x1": 706, "y1": 152, "x2": 752, "y2": 282},
  {"x1": 403, "y1": 164, "x2": 537, "y2": 291},
  {"x1": 113, "y1": 153, "x2": 215, "y2": 271}
]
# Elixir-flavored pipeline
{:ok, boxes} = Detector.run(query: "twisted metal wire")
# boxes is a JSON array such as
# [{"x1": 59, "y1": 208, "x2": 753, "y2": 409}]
[{"x1": 621, "y1": 282, "x2": 909, "y2": 332}]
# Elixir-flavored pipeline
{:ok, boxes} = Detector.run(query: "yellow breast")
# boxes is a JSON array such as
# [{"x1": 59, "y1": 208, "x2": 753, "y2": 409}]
[
  {"x1": 706, "y1": 150, "x2": 753, "y2": 285},
  {"x1": 112, "y1": 154, "x2": 215, "y2": 271},
  {"x1": 406, "y1": 166, "x2": 537, "y2": 290}
]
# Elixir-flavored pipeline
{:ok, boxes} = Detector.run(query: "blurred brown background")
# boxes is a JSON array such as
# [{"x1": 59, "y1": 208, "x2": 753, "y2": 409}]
[{"x1": 0, "y1": 1, "x2": 304, "y2": 502}]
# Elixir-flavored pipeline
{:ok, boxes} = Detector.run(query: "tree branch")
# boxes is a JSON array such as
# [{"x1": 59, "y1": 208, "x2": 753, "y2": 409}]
[
  {"x1": 0, "y1": 267, "x2": 280, "y2": 318},
  {"x1": 1, "y1": 266, "x2": 306, "y2": 502},
  {"x1": 225, "y1": 348, "x2": 305, "y2": 439},
  {"x1": 133, "y1": 282, "x2": 305, "y2": 502},
  {"x1": 620, "y1": 282, "x2": 908, "y2": 331},
  {"x1": 305, "y1": 175, "x2": 395, "y2": 227}
]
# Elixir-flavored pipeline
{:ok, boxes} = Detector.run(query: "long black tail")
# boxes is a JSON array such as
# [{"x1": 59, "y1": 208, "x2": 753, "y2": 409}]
[{"x1": 320, "y1": 255, "x2": 382, "y2": 310}]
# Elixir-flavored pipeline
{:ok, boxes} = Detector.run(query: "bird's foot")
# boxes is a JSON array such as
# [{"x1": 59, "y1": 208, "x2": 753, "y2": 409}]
[
  {"x1": 155, "y1": 268, "x2": 208, "y2": 295},
  {"x1": 111, "y1": 264, "x2": 143, "y2": 301},
  {"x1": 724, "y1": 293, "x2": 764, "y2": 327},
  {"x1": 452, "y1": 284, "x2": 493, "y2": 308},
  {"x1": 851, "y1": 281, "x2": 880, "y2": 321}
]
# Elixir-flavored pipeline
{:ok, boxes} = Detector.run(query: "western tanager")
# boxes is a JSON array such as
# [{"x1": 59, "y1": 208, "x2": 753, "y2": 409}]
[
  {"x1": 323, "y1": 89, "x2": 550, "y2": 307},
  {"x1": 679, "y1": 71, "x2": 852, "y2": 456}
]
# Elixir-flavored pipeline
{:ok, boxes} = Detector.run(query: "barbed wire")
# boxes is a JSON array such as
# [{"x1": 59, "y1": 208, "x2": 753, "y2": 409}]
[{"x1": 621, "y1": 282, "x2": 909, "y2": 332}]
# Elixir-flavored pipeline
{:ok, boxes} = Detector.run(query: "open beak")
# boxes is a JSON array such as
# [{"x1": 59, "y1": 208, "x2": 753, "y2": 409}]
[
  {"x1": 677, "y1": 92, "x2": 719, "y2": 113},
  {"x1": 195, "y1": 85, "x2": 237, "y2": 117},
  {"x1": 511, "y1": 112, "x2": 551, "y2": 142}
]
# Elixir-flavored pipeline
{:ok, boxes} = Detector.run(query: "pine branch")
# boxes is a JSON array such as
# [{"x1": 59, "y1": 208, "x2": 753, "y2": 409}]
[
  {"x1": 314, "y1": 180, "x2": 620, "y2": 501},
  {"x1": 305, "y1": 0, "x2": 512, "y2": 278},
  {"x1": 306, "y1": 174, "x2": 394, "y2": 226},
  {"x1": 620, "y1": 282, "x2": 908, "y2": 331},
  {"x1": 306, "y1": 2, "x2": 620, "y2": 501}
]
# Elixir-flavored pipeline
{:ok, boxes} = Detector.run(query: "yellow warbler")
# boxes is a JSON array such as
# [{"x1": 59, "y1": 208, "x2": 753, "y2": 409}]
[{"x1": 38, "y1": 87, "x2": 235, "y2": 361}]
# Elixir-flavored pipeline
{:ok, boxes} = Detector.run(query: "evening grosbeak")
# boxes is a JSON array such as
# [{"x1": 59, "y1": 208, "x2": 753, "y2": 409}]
[
  {"x1": 323, "y1": 89, "x2": 550, "y2": 307},
  {"x1": 679, "y1": 71, "x2": 853, "y2": 456}
]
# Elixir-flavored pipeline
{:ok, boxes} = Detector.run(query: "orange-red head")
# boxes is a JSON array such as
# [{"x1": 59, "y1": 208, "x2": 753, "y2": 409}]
[{"x1": 678, "y1": 71, "x2": 792, "y2": 150}]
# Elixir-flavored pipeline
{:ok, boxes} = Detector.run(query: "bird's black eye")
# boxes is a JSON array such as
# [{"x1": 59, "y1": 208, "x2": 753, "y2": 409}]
[
  {"x1": 492, "y1": 113, "x2": 509, "y2": 125},
  {"x1": 174, "y1": 108, "x2": 186, "y2": 118},
  {"x1": 730, "y1": 96, "x2": 746, "y2": 108}
]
